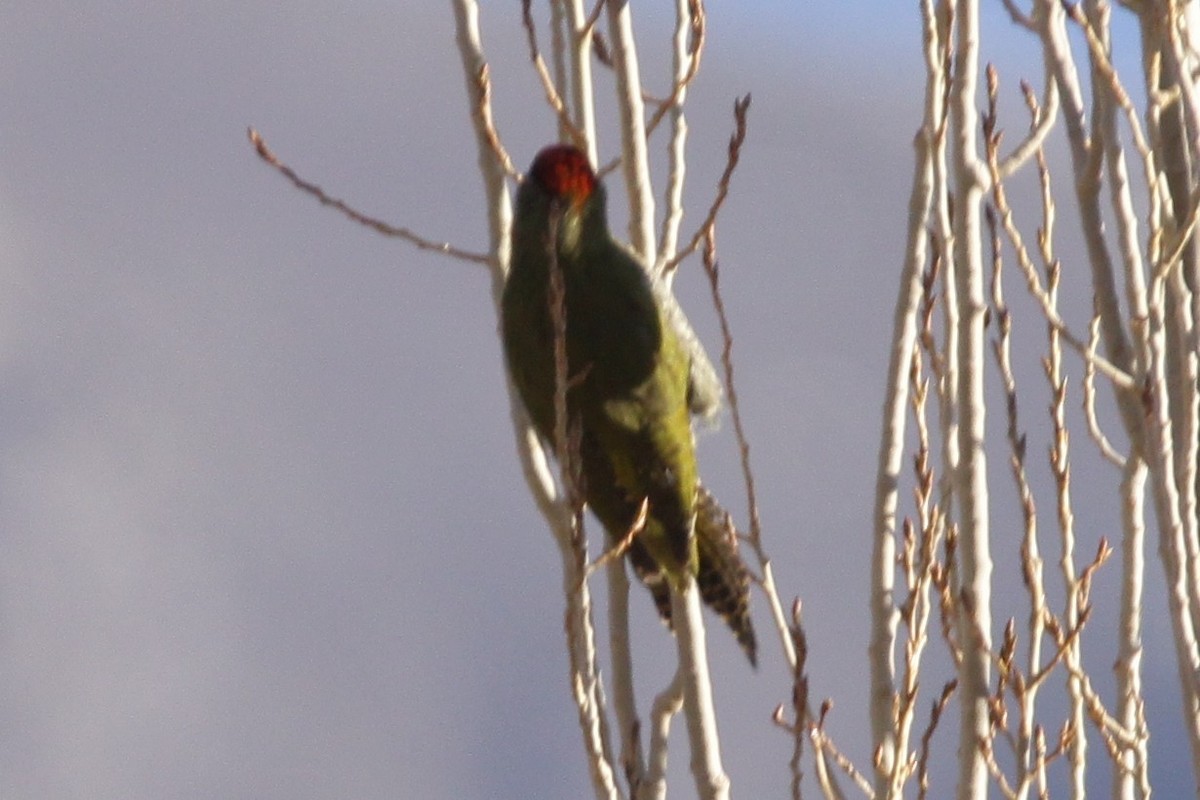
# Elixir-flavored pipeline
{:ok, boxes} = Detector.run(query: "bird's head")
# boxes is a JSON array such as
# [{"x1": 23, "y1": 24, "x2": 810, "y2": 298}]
[
  {"x1": 517, "y1": 145, "x2": 605, "y2": 257},
  {"x1": 526, "y1": 145, "x2": 597, "y2": 210}
]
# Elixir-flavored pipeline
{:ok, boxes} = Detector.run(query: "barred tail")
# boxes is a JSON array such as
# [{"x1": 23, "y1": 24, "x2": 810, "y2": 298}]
[
  {"x1": 624, "y1": 485, "x2": 757, "y2": 667},
  {"x1": 695, "y1": 486, "x2": 757, "y2": 666}
]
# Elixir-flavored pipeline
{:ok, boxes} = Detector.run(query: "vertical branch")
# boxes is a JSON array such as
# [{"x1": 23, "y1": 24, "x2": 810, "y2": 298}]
[
  {"x1": 556, "y1": 2, "x2": 639, "y2": 786},
  {"x1": 785, "y1": 600, "x2": 810, "y2": 800},
  {"x1": 451, "y1": 0, "x2": 512, "y2": 295},
  {"x1": 550, "y1": 1, "x2": 572, "y2": 145},
  {"x1": 570, "y1": 8, "x2": 645, "y2": 790},
  {"x1": 548, "y1": 206, "x2": 626, "y2": 800},
  {"x1": 454, "y1": 5, "x2": 621, "y2": 798},
  {"x1": 986, "y1": 196, "x2": 1046, "y2": 798},
  {"x1": 606, "y1": 549, "x2": 645, "y2": 793},
  {"x1": 1137, "y1": 6, "x2": 1197, "y2": 511},
  {"x1": 605, "y1": 0, "x2": 656, "y2": 260},
  {"x1": 869, "y1": 1, "x2": 945, "y2": 792},
  {"x1": 564, "y1": 0, "x2": 599, "y2": 161},
  {"x1": 1141, "y1": 2, "x2": 1200, "y2": 714},
  {"x1": 655, "y1": 0, "x2": 696, "y2": 277},
  {"x1": 1161, "y1": 0, "x2": 1200, "y2": 167},
  {"x1": 1165, "y1": 252, "x2": 1200, "y2": 671},
  {"x1": 1148, "y1": 8, "x2": 1200, "y2": 583},
  {"x1": 1115, "y1": 456, "x2": 1150, "y2": 799},
  {"x1": 607, "y1": 4, "x2": 728, "y2": 795},
  {"x1": 1035, "y1": 0, "x2": 1141, "y2": 433},
  {"x1": 1018, "y1": 87, "x2": 1052, "y2": 800},
  {"x1": 1143, "y1": 229, "x2": 1200, "y2": 790},
  {"x1": 640, "y1": 675, "x2": 684, "y2": 800},
  {"x1": 1128, "y1": 10, "x2": 1200, "y2": 784},
  {"x1": 948, "y1": 2, "x2": 993, "y2": 797},
  {"x1": 933, "y1": 0, "x2": 961, "y2": 518},
  {"x1": 671, "y1": 585, "x2": 730, "y2": 800},
  {"x1": 1003, "y1": 50, "x2": 1089, "y2": 791},
  {"x1": 1045, "y1": 259, "x2": 1089, "y2": 799},
  {"x1": 888, "y1": 338, "x2": 948, "y2": 797},
  {"x1": 1136, "y1": 7, "x2": 1200, "y2": 786}
]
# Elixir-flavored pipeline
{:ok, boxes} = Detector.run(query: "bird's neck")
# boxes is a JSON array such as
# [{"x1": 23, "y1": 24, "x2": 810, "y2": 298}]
[{"x1": 546, "y1": 199, "x2": 612, "y2": 268}]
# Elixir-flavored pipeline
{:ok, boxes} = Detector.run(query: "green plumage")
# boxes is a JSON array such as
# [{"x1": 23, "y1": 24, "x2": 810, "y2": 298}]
[{"x1": 501, "y1": 145, "x2": 756, "y2": 665}]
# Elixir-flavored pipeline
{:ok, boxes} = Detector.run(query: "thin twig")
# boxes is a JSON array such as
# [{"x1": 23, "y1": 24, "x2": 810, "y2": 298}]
[
  {"x1": 996, "y1": 79, "x2": 1059, "y2": 179},
  {"x1": 916, "y1": 681, "x2": 957, "y2": 800},
  {"x1": 521, "y1": 0, "x2": 588, "y2": 150},
  {"x1": 699, "y1": 231, "x2": 762, "y2": 548},
  {"x1": 587, "y1": 499, "x2": 649, "y2": 576},
  {"x1": 247, "y1": 128, "x2": 492, "y2": 265},
  {"x1": 788, "y1": 599, "x2": 809, "y2": 800},
  {"x1": 1082, "y1": 311, "x2": 1127, "y2": 467},
  {"x1": 644, "y1": 0, "x2": 706, "y2": 141},
  {"x1": 665, "y1": 95, "x2": 751, "y2": 273},
  {"x1": 869, "y1": 2, "x2": 946, "y2": 787},
  {"x1": 809, "y1": 704, "x2": 872, "y2": 799},
  {"x1": 1000, "y1": 0, "x2": 1034, "y2": 30},
  {"x1": 980, "y1": 113, "x2": 1136, "y2": 389},
  {"x1": 474, "y1": 64, "x2": 520, "y2": 180}
]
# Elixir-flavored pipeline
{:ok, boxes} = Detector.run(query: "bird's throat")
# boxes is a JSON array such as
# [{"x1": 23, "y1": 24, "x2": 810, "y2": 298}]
[{"x1": 556, "y1": 209, "x2": 583, "y2": 258}]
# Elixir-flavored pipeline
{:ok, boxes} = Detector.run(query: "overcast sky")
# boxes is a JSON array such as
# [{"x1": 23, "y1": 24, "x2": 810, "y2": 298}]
[{"x1": 0, "y1": 2, "x2": 1190, "y2": 798}]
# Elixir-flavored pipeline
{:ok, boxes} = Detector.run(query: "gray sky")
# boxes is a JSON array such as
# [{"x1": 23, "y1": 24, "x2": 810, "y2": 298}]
[{"x1": 0, "y1": 2, "x2": 1190, "y2": 797}]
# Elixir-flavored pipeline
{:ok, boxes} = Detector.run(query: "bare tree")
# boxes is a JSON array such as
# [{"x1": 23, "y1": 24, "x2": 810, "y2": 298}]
[
  {"x1": 249, "y1": 0, "x2": 1200, "y2": 796},
  {"x1": 870, "y1": 0, "x2": 1200, "y2": 797}
]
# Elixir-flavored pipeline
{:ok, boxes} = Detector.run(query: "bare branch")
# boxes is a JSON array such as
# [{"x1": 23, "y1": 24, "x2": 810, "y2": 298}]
[
  {"x1": 671, "y1": 583, "x2": 731, "y2": 800},
  {"x1": 655, "y1": 0, "x2": 702, "y2": 271},
  {"x1": 546, "y1": 200, "x2": 626, "y2": 800},
  {"x1": 788, "y1": 599, "x2": 809, "y2": 800},
  {"x1": 1082, "y1": 312, "x2": 1127, "y2": 467},
  {"x1": 606, "y1": 0, "x2": 656, "y2": 261},
  {"x1": 640, "y1": 674, "x2": 683, "y2": 800},
  {"x1": 665, "y1": 95, "x2": 751, "y2": 273},
  {"x1": 474, "y1": 64, "x2": 520, "y2": 180},
  {"x1": 917, "y1": 681, "x2": 957, "y2": 800},
  {"x1": 247, "y1": 127, "x2": 491, "y2": 265},
  {"x1": 587, "y1": 499, "x2": 649, "y2": 576},
  {"x1": 644, "y1": 0, "x2": 706, "y2": 142},
  {"x1": 699, "y1": 231, "x2": 762, "y2": 550},
  {"x1": 981, "y1": 107, "x2": 1136, "y2": 390},
  {"x1": 995, "y1": 79, "x2": 1059, "y2": 179},
  {"x1": 869, "y1": 2, "x2": 946, "y2": 788},
  {"x1": 521, "y1": 0, "x2": 588, "y2": 150},
  {"x1": 999, "y1": 0, "x2": 1034, "y2": 30},
  {"x1": 809, "y1": 704, "x2": 872, "y2": 799},
  {"x1": 949, "y1": 3, "x2": 994, "y2": 794}
]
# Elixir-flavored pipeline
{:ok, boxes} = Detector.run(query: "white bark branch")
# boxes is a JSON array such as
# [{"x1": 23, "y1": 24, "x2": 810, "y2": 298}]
[
  {"x1": 948, "y1": 3, "x2": 993, "y2": 798},
  {"x1": 453, "y1": 3, "x2": 622, "y2": 797},
  {"x1": 868, "y1": 2, "x2": 942, "y2": 793},
  {"x1": 605, "y1": 0, "x2": 656, "y2": 261},
  {"x1": 671, "y1": 581, "x2": 730, "y2": 800}
]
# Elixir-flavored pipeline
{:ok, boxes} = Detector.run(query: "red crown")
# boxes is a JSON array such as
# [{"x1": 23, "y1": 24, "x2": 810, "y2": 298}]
[{"x1": 528, "y1": 145, "x2": 596, "y2": 204}]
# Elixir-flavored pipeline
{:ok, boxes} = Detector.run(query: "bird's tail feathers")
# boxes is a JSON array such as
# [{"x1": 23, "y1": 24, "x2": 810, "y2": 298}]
[
  {"x1": 624, "y1": 486, "x2": 757, "y2": 667},
  {"x1": 695, "y1": 486, "x2": 757, "y2": 666}
]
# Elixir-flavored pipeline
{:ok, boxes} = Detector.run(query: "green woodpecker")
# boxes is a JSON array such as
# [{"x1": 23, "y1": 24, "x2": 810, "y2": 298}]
[{"x1": 500, "y1": 145, "x2": 756, "y2": 665}]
